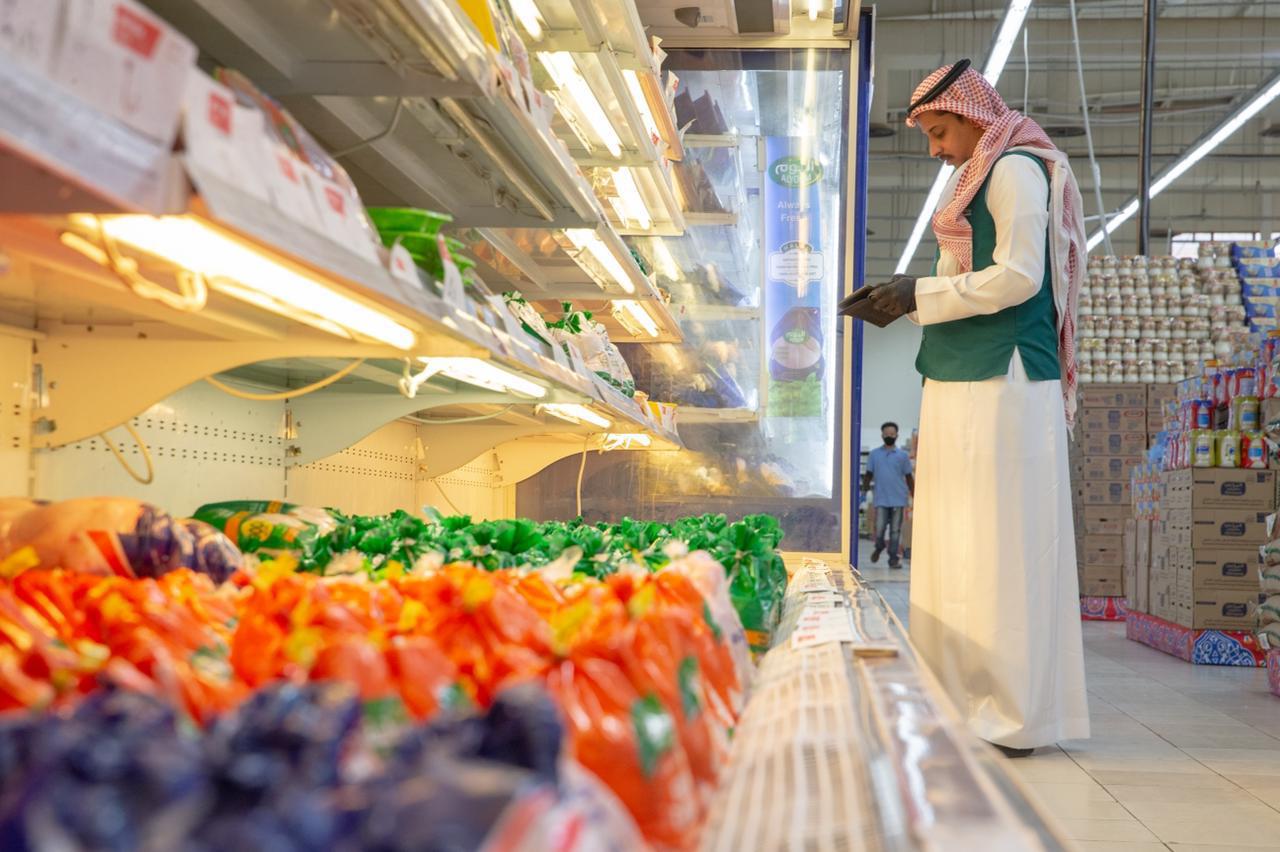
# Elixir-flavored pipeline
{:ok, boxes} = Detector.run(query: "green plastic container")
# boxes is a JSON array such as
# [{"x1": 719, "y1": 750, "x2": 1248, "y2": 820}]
[{"x1": 366, "y1": 207, "x2": 452, "y2": 236}]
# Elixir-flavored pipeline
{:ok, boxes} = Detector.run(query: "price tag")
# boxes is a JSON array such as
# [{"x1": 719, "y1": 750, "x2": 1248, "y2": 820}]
[
  {"x1": 440, "y1": 248, "x2": 468, "y2": 313},
  {"x1": 304, "y1": 170, "x2": 381, "y2": 264},
  {"x1": 183, "y1": 70, "x2": 272, "y2": 204},
  {"x1": 791, "y1": 568, "x2": 835, "y2": 593},
  {"x1": 799, "y1": 590, "x2": 846, "y2": 611},
  {"x1": 565, "y1": 340, "x2": 593, "y2": 379},
  {"x1": 488, "y1": 298, "x2": 538, "y2": 365},
  {"x1": 261, "y1": 141, "x2": 324, "y2": 233},
  {"x1": 790, "y1": 609, "x2": 854, "y2": 650}
]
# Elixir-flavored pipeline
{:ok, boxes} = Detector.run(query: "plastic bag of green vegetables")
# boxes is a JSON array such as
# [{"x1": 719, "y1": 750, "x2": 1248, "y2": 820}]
[
  {"x1": 545, "y1": 303, "x2": 637, "y2": 398},
  {"x1": 503, "y1": 292, "x2": 554, "y2": 346},
  {"x1": 190, "y1": 500, "x2": 339, "y2": 570}
]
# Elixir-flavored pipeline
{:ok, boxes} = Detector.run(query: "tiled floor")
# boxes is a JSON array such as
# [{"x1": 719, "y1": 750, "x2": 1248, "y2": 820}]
[{"x1": 855, "y1": 538, "x2": 1280, "y2": 850}]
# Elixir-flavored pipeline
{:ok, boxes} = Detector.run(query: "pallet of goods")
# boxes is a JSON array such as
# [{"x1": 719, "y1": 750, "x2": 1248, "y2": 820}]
[{"x1": 1123, "y1": 316, "x2": 1280, "y2": 665}]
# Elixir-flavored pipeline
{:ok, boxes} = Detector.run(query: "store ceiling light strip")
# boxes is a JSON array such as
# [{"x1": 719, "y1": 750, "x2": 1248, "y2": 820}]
[
  {"x1": 894, "y1": 0, "x2": 1034, "y2": 275},
  {"x1": 80, "y1": 215, "x2": 417, "y2": 349},
  {"x1": 564, "y1": 229, "x2": 637, "y2": 293},
  {"x1": 418, "y1": 357, "x2": 547, "y2": 398},
  {"x1": 539, "y1": 52, "x2": 622, "y2": 158},
  {"x1": 613, "y1": 299, "x2": 661, "y2": 337},
  {"x1": 511, "y1": 0, "x2": 544, "y2": 40},
  {"x1": 1086, "y1": 70, "x2": 1280, "y2": 252},
  {"x1": 539, "y1": 403, "x2": 612, "y2": 428},
  {"x1": 623, "y1": 70, "x2": 661, "y2": 147},
  {"x1": 613, "y1": 168, "x2": 652, "y2": 230}
]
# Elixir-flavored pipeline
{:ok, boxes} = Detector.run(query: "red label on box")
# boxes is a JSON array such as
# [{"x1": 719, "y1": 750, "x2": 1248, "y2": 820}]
[
  {"x1": 324, "y1": 186, "x2": 345, "y2": 215},
  {"x1": 277, "y1": 154, "x2": 298, "y2": 182},
  {"x1": 112, "y1": 4, "x2": 162, "y2": 59},
  {"x1": 207, "y1": 92, "x2": 232, "y2": 135}
]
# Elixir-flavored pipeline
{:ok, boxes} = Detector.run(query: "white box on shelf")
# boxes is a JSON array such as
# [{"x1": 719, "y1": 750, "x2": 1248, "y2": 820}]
[
  {"x1": 302, "y1": 170, "x2": 381, "y2": 265},
  {"x1": 0, "y1": 0, "x2": 63, "y2": 76},
  {"x1": 181, "y1": 69, "x2": 271, "y2": 204},
  {"x1": 51, "y1": 0, "x2": 196, "y2": 146}
]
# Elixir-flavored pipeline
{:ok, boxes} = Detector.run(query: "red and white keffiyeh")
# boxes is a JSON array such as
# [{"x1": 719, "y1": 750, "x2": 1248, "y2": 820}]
[{"x1": 907, "y1": 63, "x2": 1087, "y2": 429}]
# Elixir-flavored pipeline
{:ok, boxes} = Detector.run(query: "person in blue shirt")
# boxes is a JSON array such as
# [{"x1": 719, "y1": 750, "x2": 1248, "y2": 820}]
[{"x1": 862, "y1": 422, "x2": 914, "y2": 569}]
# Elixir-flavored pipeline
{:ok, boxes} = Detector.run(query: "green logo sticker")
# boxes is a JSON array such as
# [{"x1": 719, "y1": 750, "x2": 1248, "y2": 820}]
[{"x1": 769, "y1": 156, "x2": 823, "y2": 188}]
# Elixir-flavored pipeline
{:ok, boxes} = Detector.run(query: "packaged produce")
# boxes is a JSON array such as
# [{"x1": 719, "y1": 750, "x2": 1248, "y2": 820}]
[
  {"x1": 1216, "y1": 429, "x2": 1241, "y2": 468},
  {"x1": 503, "y1": 291, "x2": 555, "y2": 345},
  {"x1": 546, "y1": 302, "x2": 637, "y2": 397},
  {"x1": 1242, "y1": 432, "x2": 1269, "y2": 469},
  {"x1": 192, "y1": 500, "x2": 337, "y2": 568},
  {"x1": 0, "y1": 498, "x2": 244, "y2": 581}
]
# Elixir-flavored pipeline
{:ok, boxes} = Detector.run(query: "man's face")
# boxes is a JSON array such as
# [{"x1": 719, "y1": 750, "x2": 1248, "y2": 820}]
[
  {"x1": 916, "y1": 111, "x2": 984, "y2": 167},
  {"x1": 882, "y1": 427, "x2": 898, "y2": 444}
]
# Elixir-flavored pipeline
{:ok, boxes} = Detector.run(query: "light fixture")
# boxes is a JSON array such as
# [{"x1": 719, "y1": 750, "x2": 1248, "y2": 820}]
[
  {"x1": 510, "y1": 0, "x2": 544, "y2": 40},
  {"x1": 807, "y1": 0, "x2": 822, "y2": 21},
  {"x1": 539, "y1": 52, "x2": 622, "y2": 158},
  {"x1": 564, "y1": 229, "x2": 637, "y2": 294},
  {"x1": 612, "y1": 299, "x2": 661, "y2": 338},
  {"x1": 602, "y1": 432, "x2": 652, "y2": 450},
  {"x1": 894, "y1": 0, "x2": 1033, "y2": 274},
  {"x1": 623, "y1": 70, "x2": 660, "y2": 148},
  {"x1": 612, "y1": 168, "x2": 653, "y2": 231},
  {"x1": 77, "y1": 215, "x2": 417, "y2": 349},
  {"x1": 539, "y1": 403, "x2": 612, "y2": 428},
  {"x1": 416, "y1": 357, "x2": 547, "y2": 398},
  {"x1": 1086, "y1": 70, "x2": 1280, "y2": 251},
  {"x1": 652, "y1": 240, "x2": 681, "y2": 280}
]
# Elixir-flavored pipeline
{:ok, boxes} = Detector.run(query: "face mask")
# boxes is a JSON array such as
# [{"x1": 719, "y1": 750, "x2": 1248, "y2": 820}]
[{"x1": 884, "y1": 436, "x2": 897, "y2": 446}]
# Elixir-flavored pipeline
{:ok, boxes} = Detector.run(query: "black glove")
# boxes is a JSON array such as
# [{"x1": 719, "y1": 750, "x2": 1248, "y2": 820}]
[{"x1": 867, "y1": 274, "x2": 917, "y2": 318}]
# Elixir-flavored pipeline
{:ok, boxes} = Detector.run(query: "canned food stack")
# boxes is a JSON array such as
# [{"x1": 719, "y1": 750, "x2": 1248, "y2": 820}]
[{"x1": 1077, "y1": 246, "x2": 1250, "y2": 385}]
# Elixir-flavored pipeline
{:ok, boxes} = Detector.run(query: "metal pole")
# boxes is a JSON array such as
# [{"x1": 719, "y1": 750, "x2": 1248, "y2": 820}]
[{"x1": 1137, "y1": 0, "x2": 1157, "y2": 255}]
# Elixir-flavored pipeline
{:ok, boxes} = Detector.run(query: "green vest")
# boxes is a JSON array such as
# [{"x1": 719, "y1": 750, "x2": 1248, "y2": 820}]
[{"x1": 915, "y1": 151, "x2": 1060, "y2": 382}]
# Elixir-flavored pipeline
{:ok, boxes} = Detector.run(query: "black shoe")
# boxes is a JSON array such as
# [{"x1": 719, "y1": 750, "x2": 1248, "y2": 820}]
[
  {"x1": 870, "y1": 548, "x2": 883, "y2": 564},
  {"x1": 993, "y1": 744, "x2": 1035, "y2": 759},
  {"x1": 889, "y1": 561, "x2": 902, "y2": 570}
]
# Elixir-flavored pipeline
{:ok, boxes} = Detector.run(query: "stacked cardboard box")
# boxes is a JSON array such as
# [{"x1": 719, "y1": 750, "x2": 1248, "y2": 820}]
[
  {"x1": 1148, "y1": 469, "x2": 1274, "y2": 630},
  {"x1": 1072, "y1": 384, "x2": 1176, "y2": 597},
  {"x1": 1125, "y1": 463, "x2": 1164, "y2": 616}
]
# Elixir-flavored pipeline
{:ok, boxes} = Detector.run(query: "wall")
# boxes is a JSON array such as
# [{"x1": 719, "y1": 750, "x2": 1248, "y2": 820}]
[{"x1": 858, "y1": 320, "x2": 923, "y2": 451}]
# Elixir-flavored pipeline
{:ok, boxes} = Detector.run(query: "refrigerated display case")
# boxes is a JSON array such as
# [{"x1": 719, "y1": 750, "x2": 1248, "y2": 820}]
[{"x1": 0, "y1": 1, "x2": 1074, "y2": 848}]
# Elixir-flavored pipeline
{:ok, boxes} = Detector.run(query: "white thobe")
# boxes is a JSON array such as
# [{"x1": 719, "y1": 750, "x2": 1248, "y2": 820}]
[{"x1": 907, "y1": 154, "x2": 1091, "y2": 749}]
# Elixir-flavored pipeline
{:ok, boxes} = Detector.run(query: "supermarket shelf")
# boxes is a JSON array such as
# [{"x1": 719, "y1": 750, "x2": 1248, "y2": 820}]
[
  {"x1": 0, "y1": 202, "x2": 678, "y2": 450},
  {"x1": 702, "y1": 563, "x2": 1075, "y2": 852},
  {"x1": 685, "y1": 211, "x2": 741, "y2": 227},
  {"x1": 683, "y1": 133, "x2": 743, "y2": 149},
  {"x1": 144, "y1": 0, "x2": 604, "y2": 230}
]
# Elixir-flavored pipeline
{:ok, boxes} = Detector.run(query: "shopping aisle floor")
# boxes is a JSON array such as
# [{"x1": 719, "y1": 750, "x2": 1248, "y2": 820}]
[{"x1": 857, "y1": 540, "x2": 1280, "y2": 851}]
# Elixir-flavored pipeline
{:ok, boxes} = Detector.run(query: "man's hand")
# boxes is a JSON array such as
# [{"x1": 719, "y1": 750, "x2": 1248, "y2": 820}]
[{"x1": 867, "y1": 275, "x2": 917, "y2": 318}]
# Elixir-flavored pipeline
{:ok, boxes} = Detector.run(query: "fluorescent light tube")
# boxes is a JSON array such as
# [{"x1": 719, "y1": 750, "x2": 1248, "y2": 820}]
[
  {"x1": 894, "y1": 0, "x2": 1032, "y2": 274},
  {"x1": 1086, "y1": 71, "x2": 1280, "y2": 251},
  {"x1": 510, "y1": 0, "x2": 544, "y2": 40},
  {"x1": 623, "y1": 70, "x2": 660, "y2": 147},
  {"x1": 540, "y1": 403, "x2": 612, "y2": 428},
  {"x1": 82, "y1": 215, "x2": 417, "y2": 349},
  {"x1": 613, "y1": 168, "x2": 652, "y2": 230},
  {"x1": 539, "y1": 52, "x2": 622, "y2": 158},
  {"x1": 612, "y1": 299, "x2": 660, "y2": 337},
  {"x1": 564, "y1": 229, "x2": 637, "y2": 294},
  {"x1": 652, "y1": 240, "x2": 681, "y2": 280},
  {"x1": 808, "y1": 0, "x2": 822, "y2": 22},
  {"x1": 894, "y1": 166, "x2": 954, "y2": 274},
  {"x1": 418, "y1": 357, "x2": 547, "y2": 398}
]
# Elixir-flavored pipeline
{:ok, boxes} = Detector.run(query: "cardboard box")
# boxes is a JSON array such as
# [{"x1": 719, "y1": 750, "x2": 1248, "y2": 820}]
[
  {"x1": 50, "y1": 0, "x2": 197, "y2": 146},
  {"x1": 1123, "y1": 519, "x2": 1138, "y2": 571},
  {"x1": 1082, "y1": 507, "x2": 1130, "y2": 536},
  {"x1": 1147, "y1": 382, "x2": 1177, "y2": 408},
  {"x1": 1080, "y1": 384, "x2": 1147, "y2": 409},
  {"x1": 1079, "y1": 480, "x2": 1133, "y2": 506},
  {"x1": 1162, "y1": 469, "x2": 1277, "y2": 511},
  {"x1": 1134, "y1": 553, "x2": 1151, "y2": 613},
  {"x1": 1080, "y1": 565, "x2": 1124, "y2": 597},
  {"x1": 1082, "y1": 535, "x2": 1125, "y2": 567},
  {"x1": 1190, "y1": 589, "x2": 1261, "y2": 630},
  {"x1": 1080, "y1": 408, "x2": 1148, "y2": 433},
  {"x1": 1079, "y1": 432, "x2": 1148, "y2": 456},
  {"x1": 1263, "y1": 397, "x2": 1280, "y2": 427},
  {"x1": 1135, "y1": 518, "x2": 1152, "y2": 571},
  {"x1": 1077, "y1": 455, "x2": 1147, "y2": 482},
  {"x1": 1188, "y1": 509, "x2": 1273, "y2": 550},
  {"x1": 1189, "y1": 549, "x2": 1260, "y2": 590}
]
